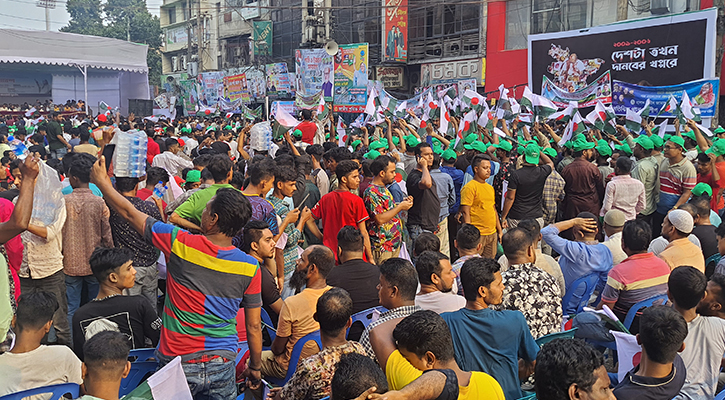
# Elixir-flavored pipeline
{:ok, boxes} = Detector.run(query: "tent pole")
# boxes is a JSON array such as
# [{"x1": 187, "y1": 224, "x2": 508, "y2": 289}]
[{"x1": 83, "y1": 65, "x2": 88, "y2": 115}]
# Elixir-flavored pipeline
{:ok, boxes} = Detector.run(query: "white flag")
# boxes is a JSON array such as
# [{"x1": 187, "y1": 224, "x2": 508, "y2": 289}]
[
  {"x1": 612, "y1": 331, "x2": 641, "y2": 383},
  {"x1": 365, "y1": 87, "x2": 378, "y2": 116},
  {"x1": 558, "y1": 120, "x2": 574, "y2": 147},
  {"x1": 438, "y1": 99, "x2": 449, "y2": 135}
]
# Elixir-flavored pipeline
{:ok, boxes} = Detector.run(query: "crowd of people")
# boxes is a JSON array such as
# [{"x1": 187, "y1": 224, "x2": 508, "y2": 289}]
[{"x1": 0, "y1": 98, "x2": 724, "y2": 400}]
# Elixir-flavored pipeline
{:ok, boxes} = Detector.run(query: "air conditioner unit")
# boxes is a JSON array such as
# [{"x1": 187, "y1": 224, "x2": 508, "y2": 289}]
[
  {"x1": 187, "y1": 61, "x2": 198, "y2": 76},
  {"x1": 462, "y1": 36, "x2": 479, "y2": 55},
  {"x1": 181, "y1": 55, "x2": 188, "y2": 70},
  {"x1": 649, "y1": 0, "x2": 669, "y2": 14},
  {"x1": 444, "y1": 39, "x2": 461, "y2": 57},
  {"x1": 171, "y1": 56, "x2": 179, "y2": 71},
  {"x1": 425, "y1": 42, "x2": 442, "y2": 57}
]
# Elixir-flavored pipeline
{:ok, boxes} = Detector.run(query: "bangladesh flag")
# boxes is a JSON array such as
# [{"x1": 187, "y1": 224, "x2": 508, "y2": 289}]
[
  {"x1": 655, "y1": 95, "x2": 679, "y2": 118},
  {"x1": 638, "y1": 98, "x2": 651, "y2": 120},
  {"x1": 455, "y1": 110, "x2": 477, "y2": 151},
  {"x1": 438, "y1": 99, "x2": 450, "y2": 136},
  {"x1": 462, "y1": 89, "x2": 485, "y2": 112},
  {"x1": 122, "y1": 357, "x2": 193, "y2": 400},
  {"x1": 571, "y1": 112, "x2": 586, "y2": 136},
  {"x1": 271, "y1": 106, "x2": 300, "y2": 140},
  {"x1": 625, "y1": 108, "x2": 643, "y2": 132},
  {"x1": 652, "y1": 119, "x2": 668, "y2": 138},
  {"x1": 477, "y1": 102, "x2": 494, "y2": 130},
  {"x1": 520, "y1": 86, "x2": 535, "y2": 113},
  {"x1": 681, "y1": 91, "x2": 702, "y2": 123},
  {"x1": 548, "y1": 101, "x2": 576, "y2": 124}
]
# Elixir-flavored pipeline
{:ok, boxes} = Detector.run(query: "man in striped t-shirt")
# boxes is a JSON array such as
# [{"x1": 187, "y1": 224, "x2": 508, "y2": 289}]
[
  {"x1": 654, "y1": 136, "x2": 697, "y2": 237},
  {"x1": 599, "y1": 219, "x2": 670, "y2": 332},
  {"x1": 90, "y1": 156, "x2": 264, "y2": 399}
]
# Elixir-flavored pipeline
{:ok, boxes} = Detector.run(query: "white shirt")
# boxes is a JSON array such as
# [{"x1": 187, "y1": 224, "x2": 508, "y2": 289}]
[
  {"x1": 675, "y1": 315, "x2": 725, "y2": 400},
  {"x1": 0, "y1": 345, "x2": 83, "y2": 397},
  {"x1": 603, "y1": 232, "x2": 627, "y2": 266},
  {"x1": 151, "y1": 151, "x2": 194, "y2": 177},
  {"x1": 17, "y1": 199, "x2": 66, "y2": 280},
  {"x1": 415, "y1": 291, "x2": 466, "y2": 314},
  {"x1": 183, "y1": 138, "x2": 198, "y2": 156}
]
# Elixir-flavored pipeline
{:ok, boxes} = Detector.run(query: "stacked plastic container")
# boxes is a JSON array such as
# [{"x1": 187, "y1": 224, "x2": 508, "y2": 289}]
[
  {"x1": 114, "y1": 129, "x2": 148, "y2": 178},
  {"x1": 249, "y1": 121, "x2": 272, "y2": 152}
]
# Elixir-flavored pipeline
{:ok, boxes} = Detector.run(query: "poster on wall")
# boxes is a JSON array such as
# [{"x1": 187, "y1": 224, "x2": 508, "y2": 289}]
[
  {"x1": 333, "y1": 43, "x2": 369, "y2": 113},
  {"x1": 266, "y1": 63, "x2": 292, "y2": 98},
  {"x1": 541, "y1": 71, "x2": 612, "y2": 107},
  {"x1": 0, "y1": 74, "x2": 52, "y2": 96},
  {"x1": 223, "y1": 74, "x2": 251, "y2": 104},
  {"x1": 612, "y1": 78, "x2": 720, "y2": 117},
  {"x1": 528, "y1": 8, "x2": 717, "y2": 101},
  {"x1": 198, "y1": 72, "x2": 225, "y2": 105},
  {"x1": 253, "y1": 21, "x2": 272, "y2": 56},
  {"x1": 179, "y1": 79, "x2": 198, "y2": 115},
  {"x1": 295, "y1": 49, "x2": 334, "y2": 100},
  {"x1": 382, "y1": 0, "x2": 407, "y2": 62},
  {"x1": 376, "y1": 66, "x2": 404, "y2": 89}
]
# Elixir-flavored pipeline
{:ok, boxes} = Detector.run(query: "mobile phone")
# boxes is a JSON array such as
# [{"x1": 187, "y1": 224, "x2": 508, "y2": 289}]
[{"x1": 261, "y1": 379, "x2": 273, "y2": 398}]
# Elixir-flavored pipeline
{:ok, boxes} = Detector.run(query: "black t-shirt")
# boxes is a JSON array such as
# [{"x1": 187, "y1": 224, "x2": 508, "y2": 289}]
[
  {"x1": 28, "y1": 144, "x2": 48, "y2": 160},
  {"x1": 692, "y1": 224, "x2": 719, "y2": 260},
  {"x1": 260, "y1": 265, "x2": 281, "y2": 326},
  {"x1": 507, "y1": 164, "x2": 552, "y2": 220},
  {"x1": 71, "y1": 294, "x2": 162, "y2": 360},
  {"x1": 211, "y1": 141, "x2": 231, "y2": 155},
  {"x1": 613, "y1": 354, "x2": 686, "y2": 400},
  {"x1": 406, "y1": 169, "x2": 441, "y2": 232},
  {"x1": 0, "y1": 189, "x2": 18, "y2": 201},
  {"x1": 454, "y1": 156, "x2": 469, "y2": 173},
  {"x1": 327, "y1": 258, "x2": 380, "y2": 340}
]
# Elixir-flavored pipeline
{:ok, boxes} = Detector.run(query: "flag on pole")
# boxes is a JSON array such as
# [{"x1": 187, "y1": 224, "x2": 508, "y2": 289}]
[
  {"x1": 625, "y1": 108, "x2": 643, "y2": 132},
  {"x1": 681, "y1": 91, "x2": 702, "y2": 123},
  {"x1": 426, "y1": 91, "x2": 440, "y2": 120},
  {"x1": 438, "y1": 99, "x2": 450, "y2": 136},
  {"x1": 655, "y1": 95, "x2": 679, "y2": 118},
  {"x1": 455, "y1": 110, "x2": 477, "y2": 151},
  {"x1": 271, "y1": 105, "x2": 301, "y2": 139},
  {"x1": 121, "y1": 356, "x2": 193, "y2": 400},
  {"x1": 571, "y1": 112, "x2": 586, "y2": 136},
  {"x1": 495, "y1": 84, "x2": 510, "y2": 119},
  {"x1": 652, "y1": 119, "x2": 668, "y2": 138},
  {"x1": 612, "y1": 331, "x2": 642, "y2": 384},
  {"x1": 337, "y1": 118, "x2": 347, "y2": 147},
  {"x1": 520, "y1": 86, "x2": 536, "y2": 113},
  {"x1": 365, "y1": 87, "x2": 378, "y2": 116},
  {"x1": 549, "y1": 101, "x2": 576, "y2": 124},
  {"x1": 638, "y1": 98, "x2": 651, "y2": 120},
  {"x1": 462, "y1": 89, "x2": 485, "y2": 112},
  {"x1": 532, "y1": 92, "x2": 558, "y2": 120},
  {"x1": 395, "y1": 100, "x2": 408, "y2": 118},
  {"x1": 558, "y1": 120, "x2": 574, "y2": 147}
]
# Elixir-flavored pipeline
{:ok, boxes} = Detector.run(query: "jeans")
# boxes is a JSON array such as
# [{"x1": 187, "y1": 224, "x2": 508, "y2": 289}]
[
  {"x1": 50, "y1": 147, "x2": 68, "y2": 159},
  {"x1": 19, "y1": 270, "x2": 71, "y2": 346},
  {"x1": 174, "y1": 356, "x2": 236, "y2": 400},
  {"x1": 66, "y1": 275, "x2": 99, "y2": 335}
]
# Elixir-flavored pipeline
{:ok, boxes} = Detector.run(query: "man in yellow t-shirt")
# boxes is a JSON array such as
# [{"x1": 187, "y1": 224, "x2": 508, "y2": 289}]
[
  {"x1": 460, "y1": 154, "x2": 502, "y2": 259},
  {"x1": 369, "y1": 309, "x2": 505, "y2": 400}
]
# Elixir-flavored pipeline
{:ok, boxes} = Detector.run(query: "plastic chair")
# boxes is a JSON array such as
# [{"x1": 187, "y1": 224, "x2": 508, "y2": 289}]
[
  {"x1": 715, "y1": 387, "x2": 725, "y2": 400},
  {"x1": 347, "y1": 306, "x2": 387, "y2": 340},
  {"x1": 515, "y1": 394, "x2": 537, "y2": 400},
  {"x1": 266, "y1": 330, "x2": 322, "y2": 387},
  {"x1": 0, "y1": 383, "x2": 79, "y2": 400},
  {"x1": 561, "y1": 273, "x2": 600, "y2": 315},
  {"x1": 119, "y1": 356, "x2": 159, "y2": 397},
  {"x1": 128, "y1": 347, "x2": 156, "y2": 362},
  {"x1": 622, "y1": 294, "x2": 668, "y2": 331},
  {"x1": 706, "y1": 253, "x2": 722, "y2": 278},
  {"x1": 535, "y1": 328, "x2": 578, "y2": 347}
]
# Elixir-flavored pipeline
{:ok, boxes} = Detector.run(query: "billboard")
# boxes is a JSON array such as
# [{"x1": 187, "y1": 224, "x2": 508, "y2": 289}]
[
  {"x1": 612, "y1": 78, "x2": 720, "y2": 117},
  {"x1": 295, "y1": 49, "x2": 334, "y2": 100},
  {"x1": 528, "y1": 9, "x2": 717, "y2": 104},
  {"x1": 382, "y1": 0, "x2": 407, "y2": 62},
  {"x1": 198, "y1": 72, "x2": 224, "y2": 105},
  {"x1": 223, "y1": 74, "x2": 251, "y2": 104},
  {"x1": 253, "y1": 21, "x2": 272, "y2": 56},
  {"x1": 266, "y1": 63, "x2": 292, "y2": 98},
  {"x1": 333, "y1": 43, "x2": 369, "y2": 113}
]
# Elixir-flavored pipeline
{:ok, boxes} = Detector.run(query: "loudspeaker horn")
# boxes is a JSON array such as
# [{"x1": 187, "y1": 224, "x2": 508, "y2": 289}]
[{"x1": 324, "y1": 41, "x2": 339, "y2": 56}]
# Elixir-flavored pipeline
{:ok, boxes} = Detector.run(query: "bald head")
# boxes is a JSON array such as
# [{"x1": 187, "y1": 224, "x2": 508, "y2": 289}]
[
  {"x1": 502, "y1": 227, "x2": 534, "y2": 258},
  {"x1": 307, "y1": 245, "x2": 336, "y2": 278}
]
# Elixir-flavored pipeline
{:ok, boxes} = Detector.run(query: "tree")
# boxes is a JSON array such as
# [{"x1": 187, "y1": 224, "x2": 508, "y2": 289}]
[{"x1": 62, "y1": 0, "x2": 163, "y2": 88}]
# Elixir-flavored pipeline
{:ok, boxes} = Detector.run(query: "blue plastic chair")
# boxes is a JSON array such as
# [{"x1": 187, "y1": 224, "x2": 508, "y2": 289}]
[
  {"x1": 266, "y1": 330, "x2": 322, "y2": 387},
  {"x1": 119, "y1": 351, "x2": 159, "y2": 397},
  {"x1": 535, "y1": 328, "x2": 578, "y2": 347},
  {"x1": 561, "y1": 273, "x2": 600, "y2": 315},
  {"x1": 260, "y1": 307, "x2": 277, "y2": 340},
  {"x1": 715, "y1": 387, "x2": 725, "y2": 400},
  {"x1": 347, "y1": 306, "x2": 387, "y2": 339},
  {"x1": 622, "y1": 294, "x2": 668, "y2": 331},
  {"x1": 0, "y1": 383, "x2": 79, "y2": 400},
  {"x1": 516, "y1": 394, "x2": 537, "y2": 400}
]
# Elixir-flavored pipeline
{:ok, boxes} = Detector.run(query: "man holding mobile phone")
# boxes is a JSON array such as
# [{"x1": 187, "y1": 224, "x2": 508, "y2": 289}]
[{"x1": 406, "y1": 143, "x2": 441, "y2": 253}]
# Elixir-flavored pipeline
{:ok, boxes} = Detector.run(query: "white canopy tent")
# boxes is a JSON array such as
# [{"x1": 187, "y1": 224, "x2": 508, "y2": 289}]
[{"x1": 0, "y1": 29, "x2": 150, "y2": 115}]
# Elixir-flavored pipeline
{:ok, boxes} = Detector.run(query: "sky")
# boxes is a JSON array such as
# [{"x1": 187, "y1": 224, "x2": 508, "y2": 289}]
[{"x1": 0, "y1": 0, "x2": 163, "y2": 31}]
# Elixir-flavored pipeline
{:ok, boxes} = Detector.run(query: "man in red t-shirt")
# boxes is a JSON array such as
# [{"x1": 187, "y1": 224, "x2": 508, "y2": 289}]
[
  {"x1": 311, "y1": 160, "x2": 374, "y2": 263},
  {"x1": 295, "y1": 109, "x2": 318, "y2": 145},
  {"x1": 696, "y1": 149, "x2": 725, "y2": 212}
]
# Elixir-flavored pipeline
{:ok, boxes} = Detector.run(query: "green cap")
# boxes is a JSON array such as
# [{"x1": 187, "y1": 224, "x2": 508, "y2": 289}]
[
  {"x1": 615, "y1": 143, "x2": 632, "y2": 156},
  {"x1": 682, "y1": 130, "x2": 696, "y2": 141},
  {"x1": 492, "y1": 141, "x2": 513, "y2": 152},
  {"x1": 524, "y1": 143, "x2": 542, "y2": 164},
  {"x1": 433, "y1": 146, "x2": 444, "y2": 155},
  {"x1": 406, "y1": 136, "x2": 420, "y2": 147},
  {"x1": 464, "y1": 141, "x2": 487, "y2": 153},
  {"x1": 364, "y1": 150, "x2": 381, "y2": 160},
  {"x1": 668, "y1": 136, "x2": 686, "y2": 150},
  {"x1": 563, "y1": 141, "x2": 574, "y2": 149},
  {"x1": 663, "y1": 134, "x2": 673, "y2": 143},
  {"x1": 225, "y1": 125, "x2": 233, "y2": 130},
  {"x1": 595, "y1": 141, "x2": 612, "y2": 157},
  {"x1": 634, "y1": 135, "x2": 654, "y2": 151},
  {"x1": 714, "y1": 126, "x2": 725, "y2": 135},
  {"x1": 464, "y1": 133, "x2": 478, "y2": 144},
  {"x1": 706, "y1": 140, "x2": 725, "y2": 156},
  {"x1": 293, "y1": 129, "x2": 303, "y2": 138},
  {"x1": 542, "y1": 147, "x2": 557, "y2": 158},
  {"x1": 351, "y1": 140, "x2": 362, "y2": 149},
  {"x1": 369, "y1": 141, "x2": 387, "y2": 150},
  {"x1": 650, "y1": 135, "x2": 664, "y2": 148},
  {"x1": 185, "y1": 169, "x2": 201, "y2": 183},
  {"x1": 692, "y1": 182, "x2": 713, "y2": 198},
  {"x1": 441, "y1": 149, "x2": 457, "y2": 161},
  {"x1": 572, "y1": 138, "x2": 596, "y2": 152},
  {"x1": 392, "y1": 136, "x2": 400, "y2": 146}
]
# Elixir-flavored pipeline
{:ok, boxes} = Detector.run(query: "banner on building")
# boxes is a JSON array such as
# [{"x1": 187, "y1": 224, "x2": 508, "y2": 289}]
[
  {"x1": 334, "y1": 43, "x2": 369, "y2": 113},
  {"x1": 179, "y1": 80, "x2": 198, "y2": 115},
  {"x1": 382, "y1": 0, "x2": 407, "y2": 62},
  {"x1": 420, "y1": 58, "x2": 484, "y2": 87},
  {"x1": 528, "y1": 8, "x2": 717, "y2": 97},
  {"x1": 295, "y1": 49, "x2": 334, "y2": 100},
  {"x1": 223, "y1": 74, "x2": 251, "y2": 104},
  {"x1": 270, "y1": 101, "x2": 297, "y2": 118},
  {"x1": 0, "y1": 73, "x2": 52, "y2": 96},
  {"x1": 612, "y1": 77, "x2": 720, "y2": 117},
  {"x1": 266, "y1": 63, "x2": 292, "y2": 98},
  {"x1": 542, "y1": 71, "x2": 612, "y2": 107},
  {"x1": 253, "y1": 21, "x2": 272, "y2": 56},
  {"x1": 244, "y1": 68, "x2": 267, "y2": 100},
  {"x1": 198, "y1": 72, "x2": 225, "y2": 105},
  {"x1": 376, "y1": 67, "x2": 404, "y2": 89}
]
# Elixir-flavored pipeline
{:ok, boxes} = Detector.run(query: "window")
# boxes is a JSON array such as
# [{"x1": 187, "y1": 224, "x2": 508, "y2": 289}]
[
  {"x1": 408, "y1": 0, "x2": 479, "y2": 40},
  {"x1": 167, "y1": 8, "x2": 176, "y2": 24}
]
